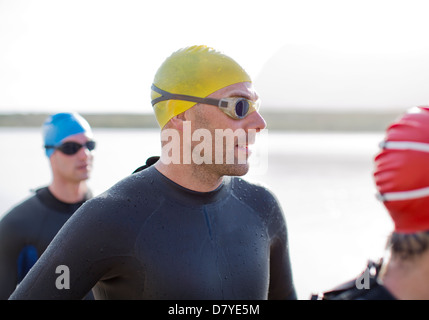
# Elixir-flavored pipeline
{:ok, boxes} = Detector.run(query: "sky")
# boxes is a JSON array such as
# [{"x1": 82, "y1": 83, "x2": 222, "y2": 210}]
[{"x1": 1, "y1": 0, "x2": 429, "y2": 114}]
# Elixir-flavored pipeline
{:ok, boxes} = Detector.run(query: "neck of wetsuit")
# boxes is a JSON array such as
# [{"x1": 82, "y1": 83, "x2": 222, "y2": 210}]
[{"x1": 146, "y1": 167, "x2": 232, "y2": 206}]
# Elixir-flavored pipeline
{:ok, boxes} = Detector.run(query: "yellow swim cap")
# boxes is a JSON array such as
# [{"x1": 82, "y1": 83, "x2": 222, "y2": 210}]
[{"x1": 151, "y1": 45, "x2": 252, "y2": 128}]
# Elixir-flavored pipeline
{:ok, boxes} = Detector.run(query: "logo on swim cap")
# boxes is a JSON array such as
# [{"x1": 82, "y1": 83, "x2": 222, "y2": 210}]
[
  {"x1": 151, "y1": 45, "x2": 252, "y2": 128},
  {"x1": 42, "y1": 112, "x2": 93, "y2": 158}
]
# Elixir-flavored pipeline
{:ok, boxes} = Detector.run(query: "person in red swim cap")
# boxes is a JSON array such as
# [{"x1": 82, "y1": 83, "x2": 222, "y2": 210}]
[
  {"x1": 371, "y1": 106, "x2": 429, "y2": 300},
  {"x1": 374, "y1": 106, "x2": 429, "y2": 233},
  {"x1": 312, "y1": 106, "x2": 429, "y2": 300}
]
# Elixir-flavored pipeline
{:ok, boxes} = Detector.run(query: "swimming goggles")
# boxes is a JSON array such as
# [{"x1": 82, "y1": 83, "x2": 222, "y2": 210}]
[
  {"x1": 151, "y1": 84, "x2": 260, "y2": 120},
  {"x1": 45, "y1": 141, "x2": 96, "y2": 155}
]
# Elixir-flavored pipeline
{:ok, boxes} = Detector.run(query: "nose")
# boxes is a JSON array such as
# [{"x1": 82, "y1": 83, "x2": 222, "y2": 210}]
[
  {"x1": 246, "y1": 110, "x2": 267, "y2": 132},
  {"x1": 77, "y1": 145, "x2": 92, "y2": 159}
]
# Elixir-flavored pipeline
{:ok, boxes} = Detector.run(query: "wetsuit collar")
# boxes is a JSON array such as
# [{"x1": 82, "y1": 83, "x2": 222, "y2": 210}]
[
  {"x1": 35, "y1": 187, "x2": 92, "y2": 214},
  {"x1": 147, "y1": 166, "x2": 232, "y2": 206}
]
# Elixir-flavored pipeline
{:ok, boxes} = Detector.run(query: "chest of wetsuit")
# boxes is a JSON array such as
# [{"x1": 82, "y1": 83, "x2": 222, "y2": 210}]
[{"x1": 9, "y1": 166, "x2": 296, "y2": 300}]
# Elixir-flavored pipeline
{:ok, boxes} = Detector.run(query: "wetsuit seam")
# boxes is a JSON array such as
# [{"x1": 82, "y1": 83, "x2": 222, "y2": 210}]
[
  {"x1": 133, "y1": 198, "x2": 165, "y2": 265},
  {"x1": 203, "y1": 207, "x2": 213, "y2": 241},
  {"x1": 203, "y1": 206, "x2": 230, "y2": 299},
  {"x1": 229, "y1": 191, "x2": 271, "y2": 238},
  {"x1": 269, "y1": 206, "x2": 286, "y2": 244}
]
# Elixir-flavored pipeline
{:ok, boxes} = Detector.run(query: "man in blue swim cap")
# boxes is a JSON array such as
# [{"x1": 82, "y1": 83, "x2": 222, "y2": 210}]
[
  {"x1": 42, "y1": 112, "x2": 95, "y2": 193},
  {"x1": 0, "y1": 112, "x2": 96, "y2": 299}
]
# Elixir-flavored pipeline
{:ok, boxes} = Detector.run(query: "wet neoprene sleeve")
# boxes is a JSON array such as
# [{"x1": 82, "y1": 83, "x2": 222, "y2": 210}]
[{"x1": 10, "y1": 166, "x2": 296, "y2": 300}]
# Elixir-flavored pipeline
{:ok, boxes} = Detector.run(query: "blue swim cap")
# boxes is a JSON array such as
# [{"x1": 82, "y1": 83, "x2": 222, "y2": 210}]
[{"x1": 42, "y1": 112, "x2": 93, "y2": 158}]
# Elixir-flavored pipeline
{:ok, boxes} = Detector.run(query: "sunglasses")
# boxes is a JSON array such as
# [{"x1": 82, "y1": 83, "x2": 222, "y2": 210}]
[
  {"x1": 45, "y1": 140, "x2": 96, "y2": 155},
  {"x1": 151, "y1": 84, "x2": 260, "y2": 120}
]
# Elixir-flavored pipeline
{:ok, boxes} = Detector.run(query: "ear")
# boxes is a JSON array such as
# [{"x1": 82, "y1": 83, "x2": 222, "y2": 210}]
[{"x1": 169, "y1": 112, "x2": 188, "y2": 131}]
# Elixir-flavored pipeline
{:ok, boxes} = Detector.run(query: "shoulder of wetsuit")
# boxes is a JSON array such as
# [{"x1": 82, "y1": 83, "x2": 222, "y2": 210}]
[
  {"x1": 132, "y1": 156, "x2": 160, "y2": 174},
  {"x1": 310, "y1": 260, "x2": 383, "y2": 300},
  {"x1": 0, "y1": 190, "x2": 42, "y2": 224}
]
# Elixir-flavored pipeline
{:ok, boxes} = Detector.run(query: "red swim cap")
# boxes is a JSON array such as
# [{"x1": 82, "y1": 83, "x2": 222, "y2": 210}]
[{"x1": 374, "y1": 106, "x2": 429, "y2": 234}]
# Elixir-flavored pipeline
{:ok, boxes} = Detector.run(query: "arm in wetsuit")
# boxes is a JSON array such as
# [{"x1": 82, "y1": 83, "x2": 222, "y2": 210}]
[
  {"x1": 0, "y1": 204, "x2": 29, "y2": 299},
  {"x1": 266, "y1": 199, "x2": 296, "y2": 300},
  {"x1": 241, "y1": 180, "x2": 296, "y2": 300}
]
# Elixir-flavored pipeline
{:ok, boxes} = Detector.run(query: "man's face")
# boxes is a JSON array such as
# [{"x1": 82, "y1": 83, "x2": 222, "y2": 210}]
[
  {"x1": 50, "y1": 132, "x2": 95, "y2": 183},
  {"x1": 187, "y1": 81, "x2": 266, "y2": 177}
]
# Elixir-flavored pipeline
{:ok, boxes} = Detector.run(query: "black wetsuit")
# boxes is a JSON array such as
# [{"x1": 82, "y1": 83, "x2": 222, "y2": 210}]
[
  {"x1": 0, "y1": 187, "x2": 92, "y2": 299},
  {"x1": 311, "y1": 260, "x2": 396, "y2": 300},
  {"x1": 9, "y1": 166, "x2": 296, "y2": 300}
]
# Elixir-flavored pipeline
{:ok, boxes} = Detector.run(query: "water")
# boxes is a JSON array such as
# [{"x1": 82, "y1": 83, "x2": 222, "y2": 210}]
[{"x1": 0, "y1": 127, "x2": 392, "y2": 299}]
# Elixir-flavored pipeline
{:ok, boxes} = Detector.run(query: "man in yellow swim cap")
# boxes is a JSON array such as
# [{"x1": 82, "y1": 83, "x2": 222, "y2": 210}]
[
  {"x1": 10, "y1": 45, "x2": 296, "y2": 300},
  {"x1": 151, "y1": 45, "x2": 266, "y2": 185}
]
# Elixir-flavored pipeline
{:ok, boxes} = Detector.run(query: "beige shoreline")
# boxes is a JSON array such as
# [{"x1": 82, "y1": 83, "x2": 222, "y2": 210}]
[{"x1": 0, "y1": 110, "x2": 399, "y2": 131}]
